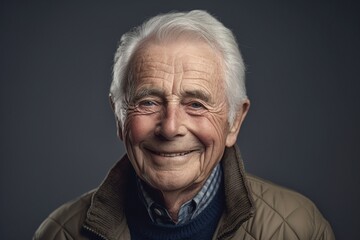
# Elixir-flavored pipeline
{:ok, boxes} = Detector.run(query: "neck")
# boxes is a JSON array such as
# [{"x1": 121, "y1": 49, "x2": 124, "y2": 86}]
[{"x1": 143, "y1": 181, "x2": 204, "y2": 221}]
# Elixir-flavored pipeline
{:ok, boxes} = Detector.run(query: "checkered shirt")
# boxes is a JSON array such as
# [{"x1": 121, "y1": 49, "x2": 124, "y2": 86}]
[{"x1": 137, "y1": 163, "x2": 222, "y2": 225}]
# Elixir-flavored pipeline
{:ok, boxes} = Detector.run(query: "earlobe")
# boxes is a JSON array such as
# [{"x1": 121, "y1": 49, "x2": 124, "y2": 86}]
[{"x1": 225, "y1": 100, "x2": 250, "y2": 147}]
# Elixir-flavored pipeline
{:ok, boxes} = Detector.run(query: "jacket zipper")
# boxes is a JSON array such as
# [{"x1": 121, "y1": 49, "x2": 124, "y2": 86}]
[{"x1": 83, "y1": 225, "x2": 109, "y2": 240}]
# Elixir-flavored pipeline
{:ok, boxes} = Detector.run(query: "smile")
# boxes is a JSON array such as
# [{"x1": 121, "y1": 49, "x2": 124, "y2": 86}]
[
  {"x1": 146, "y1": 148, "x2": 194, "y2": 157},
  {"x1": 155, "y1": 151, "x2": 192, "y2": 157}
]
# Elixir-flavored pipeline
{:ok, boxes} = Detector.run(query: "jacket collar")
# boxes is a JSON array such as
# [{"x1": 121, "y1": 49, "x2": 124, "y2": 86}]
[
  {"x1": 82, "y1": 156, "x2": 132, "y2": 240},
  {"x1": 82, "y1": 145, "x2": 255, "y2": 240},
  {"x1": 217, "y1": 145, "x2": 255, "y2": 239}
]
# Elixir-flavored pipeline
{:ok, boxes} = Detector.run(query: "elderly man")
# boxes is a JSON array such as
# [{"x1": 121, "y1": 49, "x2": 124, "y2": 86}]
[{"x1": 34, "y1": 10, "x2": 334, "y2": 240}]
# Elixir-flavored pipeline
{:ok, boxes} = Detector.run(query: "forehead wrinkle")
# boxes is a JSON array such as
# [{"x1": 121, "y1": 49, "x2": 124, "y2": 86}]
[
  {"x1": 135, "y1": 54, "x2": 175, "y2": 74},
  {"x1": 183, "y1": 59, "x2": 219, "y2": 69},
  {"x1": 133, "y1": 55, "x2": 176, "y2": 86},
  {"x1": 182, "y1": 64, "x2": 218, "y2": 76},
  {"x1": 182, "y1": 54, "x2": 220, "y2": 68},
  {"x1": 183, "y1": 74, "x2": 226, "y2": 103},
  {"x1": 182, "y1": 71, "x2": 213, "y2": 82},
  {"x1": 171, "y1": 54, "x2": 184, "y2": 95},
  {"x1": 181, "y1": 67, "x2": 223, "y2": 91},
  {"x1": 132, "y1": 42, "x2": 224, "y2": 103},
  {"x1": 181, "y1": 58, "x2": 222, "y2": 84}
]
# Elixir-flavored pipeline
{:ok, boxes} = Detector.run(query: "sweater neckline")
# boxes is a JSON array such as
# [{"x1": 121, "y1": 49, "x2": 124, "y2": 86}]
[
  {"x1": 125, "y1": 172, "x2": 225, "y2": 240},
  {"x1": 82, "y1": 145, "x2": 255, "y2": 240}
]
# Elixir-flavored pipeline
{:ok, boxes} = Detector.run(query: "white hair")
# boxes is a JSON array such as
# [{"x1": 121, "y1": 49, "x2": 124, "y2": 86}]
[{"x1": 110, "y1": 10, "x2": 247, "y2": 127}]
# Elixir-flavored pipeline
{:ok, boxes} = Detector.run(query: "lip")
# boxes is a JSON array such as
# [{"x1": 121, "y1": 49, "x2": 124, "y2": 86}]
[{"x1": 146, "y1": 148, "x2": 195, "y2": 157}]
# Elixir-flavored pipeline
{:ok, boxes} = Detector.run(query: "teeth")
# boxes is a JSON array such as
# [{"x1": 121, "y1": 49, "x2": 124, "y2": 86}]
[{"x1": 156, "y1": 151, "x2": 191, "y2": 157}]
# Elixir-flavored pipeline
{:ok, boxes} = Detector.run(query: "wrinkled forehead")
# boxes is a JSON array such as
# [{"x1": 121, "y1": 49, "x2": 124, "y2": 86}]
[{"x1": 131, "y1": 40, "x2": 224, "y2": 82}]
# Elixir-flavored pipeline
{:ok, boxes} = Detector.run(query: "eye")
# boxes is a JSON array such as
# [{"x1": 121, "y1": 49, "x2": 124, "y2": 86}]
[
  {"x1": 139, "y1": 100, "x2": 156, "y2": 107},
  {"x1": 136, "y1": 99, "x2": 162, "y2": 113},
  {"x1": 190, "y1": 102, "x2": 205, "y2": 109}
]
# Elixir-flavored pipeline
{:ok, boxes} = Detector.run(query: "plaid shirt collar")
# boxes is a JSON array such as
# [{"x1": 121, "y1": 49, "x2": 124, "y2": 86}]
[{"x1": 137, "y1": 163, "x2": 222, "y2": 225}]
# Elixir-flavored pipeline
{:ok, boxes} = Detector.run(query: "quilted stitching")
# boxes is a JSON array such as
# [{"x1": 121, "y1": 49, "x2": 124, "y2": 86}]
[
  {"x1": 239, "y1": 175, "x2": 320, "y2": 239},
  {"x1": 240, "y1": 225, "x2": 256, "y2": 239}
]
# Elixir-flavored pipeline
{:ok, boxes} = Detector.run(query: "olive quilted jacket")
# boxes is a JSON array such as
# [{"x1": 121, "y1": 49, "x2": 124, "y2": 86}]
[{"x1": 34, "y1": 146, "x2": 335, "y2": 240}]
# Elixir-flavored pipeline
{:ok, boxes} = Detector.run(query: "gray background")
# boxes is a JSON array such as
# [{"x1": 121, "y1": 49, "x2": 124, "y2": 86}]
[{"x1": 1, "y1": 0, "x2": 359, "y2": 239}]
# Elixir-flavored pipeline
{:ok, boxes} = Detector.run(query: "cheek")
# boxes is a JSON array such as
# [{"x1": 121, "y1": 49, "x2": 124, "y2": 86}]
[
  {"x1": 124, "y1": 114, "x2": 156, "y2": 144},
  {"x1": 190, "y1": 115, "x2": 229, "y2": 148}
]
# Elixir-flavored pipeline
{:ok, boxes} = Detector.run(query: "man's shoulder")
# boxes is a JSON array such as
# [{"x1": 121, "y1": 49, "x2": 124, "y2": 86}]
[
  {"x1": 246, "y1": 174, "x2": 315, "y2": 210},
  {"x1": 241, "y1": 174, "x2": 335, "y2": 239},
  {"x1": 33, "y1": 190, "x2": 95, "y2": 240}
]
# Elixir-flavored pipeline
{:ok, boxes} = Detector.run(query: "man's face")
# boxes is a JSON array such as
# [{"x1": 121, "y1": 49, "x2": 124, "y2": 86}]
[{"x1": 121, "y1": 39, "x2": 245, "y2": 193}]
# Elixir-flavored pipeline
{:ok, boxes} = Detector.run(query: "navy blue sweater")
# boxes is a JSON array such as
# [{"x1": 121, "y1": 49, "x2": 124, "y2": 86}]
[{"x1": 125, "y1": 178, "x2": 224, "y2": 240}]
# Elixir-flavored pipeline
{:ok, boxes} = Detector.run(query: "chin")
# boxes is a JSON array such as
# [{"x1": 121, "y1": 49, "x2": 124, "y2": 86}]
[{"x1": 146, "y1": 172, "x2": 199, "y2": 192}]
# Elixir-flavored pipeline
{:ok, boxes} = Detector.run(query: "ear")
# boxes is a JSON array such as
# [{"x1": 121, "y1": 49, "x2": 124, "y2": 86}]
[
  {"x1": 109, "y1": 93, "x2": 124, "y2": 141},
  {"x1": 225, "y1": 99, "x2": 250, "y2": 147}
]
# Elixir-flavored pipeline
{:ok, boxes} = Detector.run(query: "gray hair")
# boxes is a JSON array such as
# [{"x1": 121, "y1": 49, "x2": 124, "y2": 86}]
[{"x1": 110, "y1": 10, "x2": 247, "y2": 127}]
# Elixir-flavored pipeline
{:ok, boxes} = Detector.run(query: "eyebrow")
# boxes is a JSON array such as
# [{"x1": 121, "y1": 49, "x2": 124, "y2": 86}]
[
  {"x1": 131, "y1": 88, "x2": 211, "y2": 103},
  {"x1": 183, "y1": 90, "x2": 211, "y2": 103},
  {"x1": 131, "y1": 88, "x2": 164, "y2": 103}
]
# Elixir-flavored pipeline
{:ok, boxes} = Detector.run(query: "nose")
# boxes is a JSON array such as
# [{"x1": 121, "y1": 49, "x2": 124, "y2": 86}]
[{"x1": 155, "y1": 103, "x2": 187, "y2": 140}]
